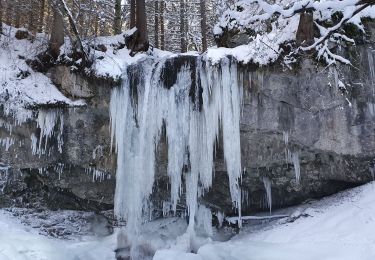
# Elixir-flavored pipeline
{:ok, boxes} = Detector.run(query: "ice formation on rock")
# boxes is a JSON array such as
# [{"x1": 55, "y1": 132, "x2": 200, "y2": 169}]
[
  {"x1": 292, "y1": 152, "x2": 301, "y2": 185},
  {"x1": 196, "y1": 205, "x2": 213, "y2": 237},
  {"x1": 32, "y1": 110, "x2": 64, "y2": 156},
  {"x1": 262, "y1": 177, "x2": 272, "y2": 214},
  {"x1": 85, "y1": 167, "x2": 111, "y2": 182},
  {"x1": 110, "y1": 57, "x2": 243, "y2": 236},
  {"x1": 0, "y1": 165, "x2": 10, "y2": 194},
  {"x1": 368, "y1": 48, "x2": 375, "y2": 86},
  {"x1": 0, "y1": 137, "x2": 15, "y2": 152}
]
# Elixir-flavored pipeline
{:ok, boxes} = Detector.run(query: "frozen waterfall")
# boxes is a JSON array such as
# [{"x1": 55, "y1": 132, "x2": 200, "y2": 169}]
[{"x1": 110, "y1": 57, "x2": 243, "y2": 236}]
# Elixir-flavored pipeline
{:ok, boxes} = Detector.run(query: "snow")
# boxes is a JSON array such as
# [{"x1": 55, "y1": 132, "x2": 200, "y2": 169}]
[
  {"x1": 155, "y1": 182, "x2": 375, "y2": 260},
  {"x1": 59, "y1": 29, "x2": 173, "y2": 81},
  {"x1": 0, "y1": 210, "x2": 116, "y2": 260},
  {"x1": 0, "y1": 25, "x2": 84, "y2": 117},
  {"x1": 211, "y1": 0, "x2": 375, "y2": 66},
  {"x1": 208, "y1": 12, "x2": 300, "y2": 65}
]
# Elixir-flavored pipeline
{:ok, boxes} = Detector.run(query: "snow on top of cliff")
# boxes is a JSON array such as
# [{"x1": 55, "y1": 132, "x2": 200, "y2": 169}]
[
  {"x1": 209, "y1": 0, "x2": 375, "y2": 66},
  {"x1": 0, "y1": 25, "x2": 84, "y2": 115},
  {"x1": 59, "y1": 29, "x2": 173, "y2": 81}
]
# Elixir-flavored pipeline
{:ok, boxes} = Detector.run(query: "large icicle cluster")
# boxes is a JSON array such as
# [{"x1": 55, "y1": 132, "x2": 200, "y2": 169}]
[
  {"x1": 31, "y1": 110, "x2": 64, "y2": 157},
  {"x1": 110, "y1": 57, "x2": 243, "y2": 235}
]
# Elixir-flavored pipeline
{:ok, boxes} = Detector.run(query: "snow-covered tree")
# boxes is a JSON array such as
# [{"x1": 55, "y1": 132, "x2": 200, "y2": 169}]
[{"x1": 214, "y1": 0, "x2": 375, "y2": 66}]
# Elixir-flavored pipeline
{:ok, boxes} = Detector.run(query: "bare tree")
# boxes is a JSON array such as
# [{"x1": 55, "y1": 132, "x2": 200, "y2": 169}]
[
  {"x1": 130, "y1": 0, "x2": 136, "y2": 28},
  {"x1": 114, "y1": 0, "x2": 122, "y2": 34},
  {"x1": 38, "y1": 0, "x2": 46, "y2": 33},
  {"x1": 200, "y1": 0, "x2": 207, "y2": 52},
  {"x1": 28, "y1": 0, "x2": 36, "y2": 34},
  {"x1": 0, "y1": 0, "x2": 3, "y2": 35},
  {"x1": 154, "y1": 0, "x2": 159, "y2": 48},
  {"x1": 5, "y1": 1, "x2": 13, "y2": 26},
  {"x1": 49, "y1": 7, "x2": 64, "y2": 58},
  {"x1": 179, "y1": 0, "x2": 187, "y2": 52},
  {"x1": 160, "y1": 0, "x2": 165, "y2": 50},
  {"x1": 134, "y1": 0, "x2": 148, "y2": 52}
]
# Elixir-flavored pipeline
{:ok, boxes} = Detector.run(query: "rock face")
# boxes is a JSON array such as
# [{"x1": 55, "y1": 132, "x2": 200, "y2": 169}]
[{"x1": 1, "y1": 43, "x2": 375, "y2": 217}]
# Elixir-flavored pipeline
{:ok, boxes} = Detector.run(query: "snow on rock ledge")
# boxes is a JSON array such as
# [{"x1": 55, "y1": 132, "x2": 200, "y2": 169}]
[{"x1": 0, "y1": 25, "x2": 85, "y2": 118}]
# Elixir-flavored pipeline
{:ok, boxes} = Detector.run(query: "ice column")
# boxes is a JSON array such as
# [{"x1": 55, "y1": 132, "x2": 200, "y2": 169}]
[
  {"x1": 110, "y1": 57, "x2": 243, "y2": 236},
  {"x1": 262, "y1": 177, "x2": 272, "y2": 214},
  {"x1": 32, "y1": 109, "x2": 64, "y2": 156}
]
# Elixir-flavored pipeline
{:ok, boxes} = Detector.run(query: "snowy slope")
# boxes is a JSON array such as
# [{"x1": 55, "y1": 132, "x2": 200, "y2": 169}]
[
  {"x1": 0, "y1": 183, "x2": 374, "y2": 259},
  {"x1": 0, "y1": 210, "x2": 116, "y2": 260},
  {"x1": 0, "y1": 25, "x2": 84, "y2": 116},
  {"x1": 155, "y1": 182, "x2": 375, "y2": 260}
]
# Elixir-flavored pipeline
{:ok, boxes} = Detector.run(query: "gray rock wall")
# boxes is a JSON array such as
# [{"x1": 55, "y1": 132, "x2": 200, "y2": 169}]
[{"x1": 1, "y1": 44, "x2": 374, "y2": 216}]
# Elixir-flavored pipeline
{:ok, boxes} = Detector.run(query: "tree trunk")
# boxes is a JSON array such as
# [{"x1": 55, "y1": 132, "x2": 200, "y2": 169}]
[
  {"x1": 6, "y1": 1, "x2": 13, "y2": 26},
  {"x1": 200, "y1": 0, "x2": 207, "y2": 52},
  {"x1": 154, "y1": 0, "x2": 159, "y2": 48},
  {"x1": 130, "y1": 0, "x2": 136, "y2": 29},
  {"x1": 15, "y1": 0, "x2": 20, "y2": 28},
  {"x1": 114, "y1": 0, "x2": 122, "y2": 34},
  {"x1": 38, "y1": 0, "x2": 46, "y2": 33},
  {"x1": 131, "y1": 0, "x2": 149, "y2": 54},
  {"x1": 58, "y1": 0, "x2": 88, "y2": 62},
  {"x1": 94, "y1": 14, "x2": 99, "y2": 36},
  {"x1": 160, "y1": 0, "x2": 165, "y2": 50},
  {"x1": 28, "y1": 0, "x2": 36, "y2": 34},
  {"x1": 0, "y1": 0, "x2": 3, "y2": 35},
  {"x1": 49, "y1": 9, "x2": 65, "y2": 58},
  {"x1": 179, "y1": 0, "x2": 187, "y2": 52},
  {"x1": 296, "y1": 12, "x2": 314, "y2": 46}
]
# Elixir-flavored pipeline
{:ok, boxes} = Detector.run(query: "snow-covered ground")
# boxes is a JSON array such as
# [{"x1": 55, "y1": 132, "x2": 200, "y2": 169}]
[
  {"x1": 155, "y1": 182, "x2": 375, "y2": 260},
  {"x1": 0, "y1": 209, "x2": 116, "y2": 260},
  {"x1": 1, "y1": 182, "x2": 374, "y2": 259}
]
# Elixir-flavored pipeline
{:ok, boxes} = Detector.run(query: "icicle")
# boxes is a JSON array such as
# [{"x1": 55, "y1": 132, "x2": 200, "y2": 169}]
[
  {"x1": 292, "y1": 152, "x2": 301, "y2": 185},
  {"x1": 219, "y1": 59, "x2": 242, "y2": 225},
  {"x1": 262, "y1": 177, "x2": 272, "y2": 214},
  {"x1": 196, "y1": 205, "x2": 213, "y2": 237},
  {"x1": 368, "y1": 103, "x2": 375, "y2": 117},
  {"x1": 216, "y1": 211, "x2": 225, "y2": 228},
  {"x1": 283, "y1": 131, "x2": 289, "y2": 146},
  {"x1": 54, "y1": 163, "x2": 64, "y2": 180},
  {"x1": 31, "y1": 134, "x2": 38, "y2": 155},
  {"x1": 368, "y1": 48, "x2": 375, "y2": 85},
  {"x1": 92, "y1": 145, "x2": 104, "y2": 159},
  {"x1": 110, "y1": 56, "x2": 243, "y2": 239},
  {"x1": 0, "y1": 137, "x2": 14, "y2": 151},
  {"x1": 0, "y1": 165, "x2": 10, "y2": 194},
  {"x1": 33, "y1": 109, "x2": 64, "y2": 157}
]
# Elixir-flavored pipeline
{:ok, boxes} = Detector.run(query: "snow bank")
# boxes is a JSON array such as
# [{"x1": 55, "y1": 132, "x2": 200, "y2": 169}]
[{"x1": 154, "y1": 182, "x2": 375, "y2": 260}]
